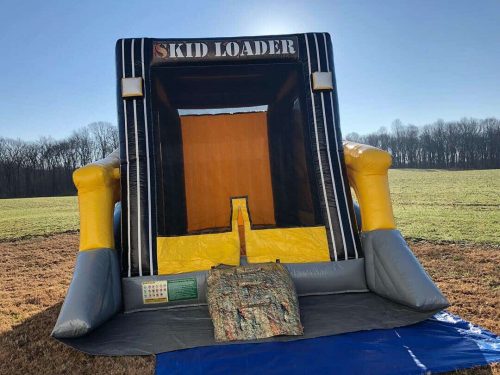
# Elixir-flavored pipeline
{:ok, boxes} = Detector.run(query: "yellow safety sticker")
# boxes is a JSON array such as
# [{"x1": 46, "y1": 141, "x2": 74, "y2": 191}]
[{"x1": 142, "y1": 281, "x2": 168, "y2": 304}]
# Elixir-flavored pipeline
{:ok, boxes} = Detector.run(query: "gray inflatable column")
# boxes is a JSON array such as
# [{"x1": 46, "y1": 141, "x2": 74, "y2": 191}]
[
  {"x1": 52, "y1": 248, "x2": 122, "y2": 338},
  {"x1": 362, "y1": 229, "x2": 449, "y2": 311}
]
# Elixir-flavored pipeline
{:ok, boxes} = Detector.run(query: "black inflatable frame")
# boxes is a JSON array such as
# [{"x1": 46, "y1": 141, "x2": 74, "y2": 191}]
[{"x1": 116, "y1": 33, "x2": 361, "y2": 278}]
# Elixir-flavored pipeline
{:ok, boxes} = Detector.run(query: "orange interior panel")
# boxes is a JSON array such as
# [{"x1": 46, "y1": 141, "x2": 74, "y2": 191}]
[{"x1": 181, "y1": 112, "x2": 276, "y2": 232}]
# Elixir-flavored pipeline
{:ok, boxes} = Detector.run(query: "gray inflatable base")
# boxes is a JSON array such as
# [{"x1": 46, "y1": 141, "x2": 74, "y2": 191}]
[
  {"x1": 52, "y1": 248, "x2": 121, "y2": 338},
  {"x1": 362, "y1": 229, "x2": 449, "y2": 311},
  {"x1": 122, "y1": 259, "x2": 368, "y2": 312},
  {"x1": 58, "y1": 292, "x2": 439, "y2": 356}
]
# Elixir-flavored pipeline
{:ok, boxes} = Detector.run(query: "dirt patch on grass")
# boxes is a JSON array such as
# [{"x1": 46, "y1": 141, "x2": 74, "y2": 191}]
[{"x1": 0, "y1": 234, "x2": 497, "y2": 374}]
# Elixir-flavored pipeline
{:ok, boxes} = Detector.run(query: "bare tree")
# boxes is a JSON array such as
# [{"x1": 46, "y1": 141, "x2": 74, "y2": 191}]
[{"x1": 88, "y1": 121, "x2": 118, "y2": 159}]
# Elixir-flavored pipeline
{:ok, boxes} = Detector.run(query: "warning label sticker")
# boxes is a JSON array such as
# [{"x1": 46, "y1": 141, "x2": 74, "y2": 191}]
[
  {"x1": 142, "y1": 281, "x2": 168, "y2": 304},
  {"x1": 168, "y1": 278, "x2": 198, "y2": 301}
]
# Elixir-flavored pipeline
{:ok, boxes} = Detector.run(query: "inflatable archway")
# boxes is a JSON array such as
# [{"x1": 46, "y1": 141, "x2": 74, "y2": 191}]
[{"x1": 52, "y1": 33, "x2": 448, "y2": 355}]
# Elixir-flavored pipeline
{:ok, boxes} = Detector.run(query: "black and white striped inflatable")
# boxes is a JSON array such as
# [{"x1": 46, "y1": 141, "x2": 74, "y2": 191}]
[{"x1": 116, "y1": 33, "x2": 362, "y2": 277}]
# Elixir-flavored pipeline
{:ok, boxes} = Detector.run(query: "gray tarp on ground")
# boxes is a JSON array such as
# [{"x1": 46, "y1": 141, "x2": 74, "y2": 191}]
[{"x1": 59, "y1": 292, "x2": 439, "y2": 356}]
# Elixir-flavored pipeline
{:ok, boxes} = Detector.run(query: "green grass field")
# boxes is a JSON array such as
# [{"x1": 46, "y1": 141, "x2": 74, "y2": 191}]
[
  {"x1": 389, "y1": 169, "x2": 499, "y2": 244},
  {"x1": 0, "y1": 169, "x2": 498, "y2": 244},
  {"x1": 0, "y1": 196, "x2": 78, "y2": 241}
]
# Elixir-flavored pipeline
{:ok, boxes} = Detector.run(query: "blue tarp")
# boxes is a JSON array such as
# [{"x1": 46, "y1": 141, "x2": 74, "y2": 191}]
[{"x1": 156, "y1": 312, "x2": 500, "y2": 375}]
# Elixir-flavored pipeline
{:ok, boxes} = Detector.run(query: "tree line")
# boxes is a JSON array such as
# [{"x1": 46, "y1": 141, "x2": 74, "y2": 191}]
[
  {"x1": 0, "y1": 122, "x2": 118, "y2": 198},
  {"x1": 346, "y1": 117, "x2": 499, "y2": 169},
  {"x1": 1, "y1": 117, "x2": 498, "y2": 199}
]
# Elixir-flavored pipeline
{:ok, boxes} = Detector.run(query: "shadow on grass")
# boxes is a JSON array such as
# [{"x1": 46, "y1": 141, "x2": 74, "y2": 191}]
[{"x1": 0, "y1": 303, "x2": 154, "y2": 374}]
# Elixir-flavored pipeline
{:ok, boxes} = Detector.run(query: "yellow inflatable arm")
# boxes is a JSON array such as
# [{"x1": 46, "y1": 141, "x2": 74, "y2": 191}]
[
  {"x1": 73, "y1": 150, "x2": 120, "y2": 251},
  {"x1": 343, "y1": 141, "x2": 396, "y2": 232}
]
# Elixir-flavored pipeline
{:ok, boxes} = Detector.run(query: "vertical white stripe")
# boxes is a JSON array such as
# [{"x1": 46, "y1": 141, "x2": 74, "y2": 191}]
[
  {"x1": 313, "y1": 34, "x2": 349, "y2": 260},
  {"x1": 122, "y1": 39, "x2": 132, "y2": 278},
  {"x1": 305, "y1": 35, "x2": 337, "y2": 261},
  {"x1": 131, "y1": 39, "x2": 143, "y2": 276},
  {"x1": 322, "y1": 33, "x2": 359, "y2": 258},
  {"x1": 141, "y1": 38, "x2": 154, "y2": 275}
]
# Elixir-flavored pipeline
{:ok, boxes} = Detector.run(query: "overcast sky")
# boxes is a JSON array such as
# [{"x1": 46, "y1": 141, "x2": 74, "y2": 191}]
[{"x1": 0, "y1": 0, "x2": 499, "y2": 140}]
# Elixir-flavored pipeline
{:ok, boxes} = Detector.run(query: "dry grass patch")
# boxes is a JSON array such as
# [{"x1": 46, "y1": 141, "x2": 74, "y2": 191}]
[
  {"x1": 0, "y1": 233, "x2": 153, "y2": 375},
  {"x1": 412, "y1": 240, "x2": 499, "y2": 333}
]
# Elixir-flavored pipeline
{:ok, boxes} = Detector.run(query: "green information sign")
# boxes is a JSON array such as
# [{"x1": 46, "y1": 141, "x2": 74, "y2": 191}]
[{"x1": 167, "y1": 278, "x2": 198, "y2": 301}]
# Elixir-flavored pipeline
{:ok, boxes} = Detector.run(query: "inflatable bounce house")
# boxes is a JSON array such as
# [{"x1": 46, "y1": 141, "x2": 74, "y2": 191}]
[{"x1": 53, "y1": 33, "x2": 452, "y2": 356}]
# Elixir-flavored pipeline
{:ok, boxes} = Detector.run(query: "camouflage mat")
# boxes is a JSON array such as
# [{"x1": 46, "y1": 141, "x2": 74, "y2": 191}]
[{"x1": 206, "y1": 263, "x2": 303, "y2": 342}]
